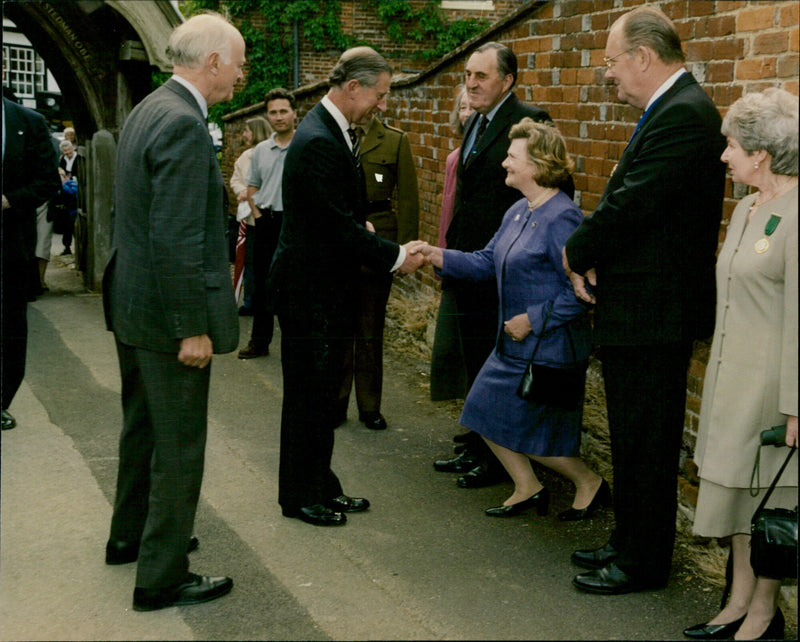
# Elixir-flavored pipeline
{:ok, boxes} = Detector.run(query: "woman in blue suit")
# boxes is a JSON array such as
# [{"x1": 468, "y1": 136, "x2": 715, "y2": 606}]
[{"x1": 421, "y1": 119, "x2": 608, "y2": 520}]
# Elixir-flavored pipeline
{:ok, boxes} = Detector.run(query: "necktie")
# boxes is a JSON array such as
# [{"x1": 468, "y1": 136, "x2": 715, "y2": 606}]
[
  {"x1": 348, "y1": 127, "x2": 361, "y2": 169},
  {"x1": 470, "y1": 115, "x2": 488, "y2": 155}
]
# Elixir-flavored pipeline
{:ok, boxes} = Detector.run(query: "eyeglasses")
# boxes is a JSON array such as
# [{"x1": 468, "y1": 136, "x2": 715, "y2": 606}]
[{"x1": 603, "y1": 48, "x2": 633, "y2": 69}]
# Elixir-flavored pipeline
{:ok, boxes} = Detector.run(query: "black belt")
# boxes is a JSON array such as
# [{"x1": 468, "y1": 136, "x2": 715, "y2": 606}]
[{"x1": 366, "y1": 199, "x2": 391, "y2": 214}]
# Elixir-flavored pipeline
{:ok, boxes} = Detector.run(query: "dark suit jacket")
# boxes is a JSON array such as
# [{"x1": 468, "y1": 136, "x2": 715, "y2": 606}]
[
  {"x1": 2, "y1": 98, "x2": 60, "y2": 264},
  {"x1": 446, "y1": 93, "x2": 566, "y2": 253},
  {"x1": 103, "y1": 79, "x2": 238, "y2": 354},
  {"x1": 360, "y1": 117, "x2": 419, "y2": 244},
  {"x1": 565, "y1": 72, "x2": 726, "y2": 345},
  {"x1": 59, "y1": 152, "x2": 87, "y2": 211},
  {"x1": 273, "y1": 101, "x2": 399, "y2": 326}
]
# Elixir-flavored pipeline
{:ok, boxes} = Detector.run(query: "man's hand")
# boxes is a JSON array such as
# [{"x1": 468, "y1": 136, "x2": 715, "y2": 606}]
[
  {"x1": 365, "y1": 221, "x2": 375, "y2": 233},
  {"x1": 2, "y1": 195, "x2": 10, "y2": 210},
  {"x1": 418, "y1": 243, "x2": 444, "y2": 268},
  {"x1": 397, "y1": 240, "x2": 427, "y2": 274},
  {"x1": 178, "y1": 334, "x2": 213, "y2": 368},
  {"x1": 562, "y1": 247, "x2": 597, "y2": 304}
]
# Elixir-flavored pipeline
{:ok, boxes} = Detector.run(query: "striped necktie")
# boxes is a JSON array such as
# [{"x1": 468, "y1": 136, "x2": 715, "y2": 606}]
[{"x1": 347, "y1": 127, "x2": 361, "y2": 169}]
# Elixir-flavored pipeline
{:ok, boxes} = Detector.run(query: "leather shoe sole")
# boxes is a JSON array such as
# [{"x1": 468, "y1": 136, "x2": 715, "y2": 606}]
[
  {"x1": 571, "y1": 542, "x2": 619, "y2": 570},
  {"x1": 572, "y1": 563, "x2": 663, "y2": 595},
  {"x1": 683, "y1": 615, "x2": 746, "y2": 639},
  {"x1": 325, "y1": 495, "x2": 370, "y2": 513},
  {"x1": 133, "y1": 573, "x2": 233, "y2": 611},
  {"x1": 106, "y1": 536, "x2": 199, "y2": 565},
  {"x1": 282, "y1": 504, "x2": 347, "y2": 526}
]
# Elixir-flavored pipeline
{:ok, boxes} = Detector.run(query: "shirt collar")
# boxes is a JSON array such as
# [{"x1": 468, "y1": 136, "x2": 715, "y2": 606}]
[
  {"x1": 645, "y1": 68, "x2": 686, "y2": 112},
  {"x1": 321, "y1": 95, "x2": 353, "y2": 150},
  {"x1": 170, "y1": 74, "x2": 208, "y2": 118}
]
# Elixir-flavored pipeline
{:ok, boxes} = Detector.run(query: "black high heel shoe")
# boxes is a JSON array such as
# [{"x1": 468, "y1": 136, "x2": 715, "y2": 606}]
[
  {"x1": 683, "y1": 614, "x2": 746, "y2": 640},
  {"x1": 485, "y1": 487, "x2": 549, "y2": 517},
  {"x1": 557, "y1": 478, "x2": 611, "y2": 521}
]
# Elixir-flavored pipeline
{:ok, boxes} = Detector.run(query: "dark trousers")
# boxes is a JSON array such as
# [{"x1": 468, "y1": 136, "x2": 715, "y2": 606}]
[
  {"x1": 0, "y1": 260, "x2": 29, "y2": 409},
  {"x1": 600, "y1": 341, "x2": 693, "y2": 583},
  {"x1": 339, "y1": 265, "x2": 393, "y2": 413},
  {"x1": 277, "y1": 306, "x2": 347, "y2": 510},
  {"x1": 250, "y1": 212, "x2": 282, "y2": 346},
  {"x1": 109, "y1": 339, "x2": 210, "y2": 590}
]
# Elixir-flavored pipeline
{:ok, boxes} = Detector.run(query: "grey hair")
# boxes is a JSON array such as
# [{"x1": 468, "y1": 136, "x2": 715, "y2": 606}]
[
  {"x1": 166, "y1": 12, "x2": 238, "y2": 68},
  {"x1": 722, "y1": 88, "x2": 799, "y2": 177},
  {"x1": 619, "y1": 5, "x2": 685, "y2": 64},
  {"x1": 328, "y1": 46, "x2": 391, "y2": 88},
  {"x1": 449, "y1": 85, "x2": 468, "y2": 136},
  {"x1": 59, "y1": 139, "x2": 74, "y2": 151}
]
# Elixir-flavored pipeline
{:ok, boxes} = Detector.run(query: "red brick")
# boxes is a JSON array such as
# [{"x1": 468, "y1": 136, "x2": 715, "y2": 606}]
[
  {"x1": 676, "y1": 19, "x2": 694, "y2": 41},
  {"x1": 688, "y1": 1, "x2": 714, "y2": 17},
  {"x1": 687, "y1": 40, "x2": 714, "y2": 61},
  {"x1": 707, "y1": 15, "x2": 736, "y2": 37},
  {"x1": 736, "y1": 6, "x2": 776, "y2": 32},
  {"x1": 791, "y1": 27, "x2": 799, "y2": 53},
  {"x1": 736, "y1": 57, "x2": 778, "y2": 80},
  {"x1": 707, "y1": 60, "x2": 735, "y2": 82},
  {"x1": 661, "y1": 1, "x2": 686, "y2": 20},
  {"x1": 753, "y1": 31, "x2": 789, "y2": 55},
  {"x1": 714, "y1": 37, "x2": 744, "y2": 60},
  {"x1": 717, "y1": 1, "x2": 747, "y2": 12},
  {"x1": 784, "y1": 79, "x2": 799, "y2": 95},
  {"x1": 780, "y1": 3, "x2": 799, "y2": 27},
  {"x1": 777, "y1": 54, "x2": 800, "y2": 77}
]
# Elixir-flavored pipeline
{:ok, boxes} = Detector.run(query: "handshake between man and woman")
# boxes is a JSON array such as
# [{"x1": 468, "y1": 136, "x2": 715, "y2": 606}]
[{"x1": 397, "y1": 240, "x2": 443, "y2": 274}]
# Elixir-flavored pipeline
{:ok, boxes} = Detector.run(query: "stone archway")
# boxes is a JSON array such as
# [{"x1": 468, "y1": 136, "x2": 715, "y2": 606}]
[{"x1": 3, "y1": 0, "x2": 182, "y2": 287}]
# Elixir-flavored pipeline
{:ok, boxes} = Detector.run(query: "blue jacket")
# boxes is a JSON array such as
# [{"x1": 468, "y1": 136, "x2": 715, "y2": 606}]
[{"x1": 442, "y1": 192, "x2": 590, "y2": 366}]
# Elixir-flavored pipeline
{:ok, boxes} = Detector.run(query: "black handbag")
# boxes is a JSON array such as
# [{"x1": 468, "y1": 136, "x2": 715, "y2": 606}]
[
  {"x1": 749, "y1": 437, "x2": 797, "y2": 580},
  {"x1": 516, "y1": 302, "x2": 586, "y2": 410}
]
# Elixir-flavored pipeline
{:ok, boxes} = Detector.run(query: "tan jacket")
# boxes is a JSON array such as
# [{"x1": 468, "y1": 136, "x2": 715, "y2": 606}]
[
  {"x1": 694, "y1": 187, "x2": 798, "y2": 489},
  {"x1": 359, "y1": 117, "x2": 419, "y2": 244}
]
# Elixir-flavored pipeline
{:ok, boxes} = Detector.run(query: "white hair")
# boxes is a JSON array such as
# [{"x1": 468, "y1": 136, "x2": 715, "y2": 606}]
[{"x1": 166, "y1": 12, "x2": 238, "y2": 68}]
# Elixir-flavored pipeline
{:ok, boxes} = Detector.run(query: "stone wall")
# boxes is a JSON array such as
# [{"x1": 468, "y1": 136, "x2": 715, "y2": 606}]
[{"x1": 221, "y1": 0, "x2": 799, "y2": 500}]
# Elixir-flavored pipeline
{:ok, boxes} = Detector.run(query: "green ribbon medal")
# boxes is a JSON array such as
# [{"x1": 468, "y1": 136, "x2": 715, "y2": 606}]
[{"x1": 755, "y1": 214, "x2": 781, "y2": 254}]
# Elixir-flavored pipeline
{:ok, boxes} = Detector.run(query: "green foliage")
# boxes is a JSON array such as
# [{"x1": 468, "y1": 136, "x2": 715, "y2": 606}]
[{"x1": 175, "y1": 0, "x2": 487, "y2": 123}]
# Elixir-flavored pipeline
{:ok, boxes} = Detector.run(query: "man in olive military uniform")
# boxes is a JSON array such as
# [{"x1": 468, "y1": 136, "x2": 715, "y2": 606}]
[{"x1": 337, "y1": 115, "x2": 419, "y2": 430}]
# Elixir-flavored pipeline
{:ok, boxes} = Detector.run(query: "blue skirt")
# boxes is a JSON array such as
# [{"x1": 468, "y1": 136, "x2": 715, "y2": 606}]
[{"x1": 459, "y1": 350, "x2": 582, "y2": 457}]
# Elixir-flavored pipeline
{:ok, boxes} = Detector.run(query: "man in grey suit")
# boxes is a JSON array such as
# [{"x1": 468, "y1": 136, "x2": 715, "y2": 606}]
[{"x1": 102, "y1": 13, "x2": 244, "y2": 611}]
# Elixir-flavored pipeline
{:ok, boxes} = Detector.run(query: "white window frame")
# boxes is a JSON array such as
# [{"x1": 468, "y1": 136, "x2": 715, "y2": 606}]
[{"x1": 441, "y1": 0, "x2": 495, "y2": 10}]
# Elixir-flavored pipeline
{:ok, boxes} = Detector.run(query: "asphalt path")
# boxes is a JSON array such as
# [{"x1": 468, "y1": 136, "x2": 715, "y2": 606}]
[{"x1": 0, "y1": 256, "x2": 723, "y2": 641}]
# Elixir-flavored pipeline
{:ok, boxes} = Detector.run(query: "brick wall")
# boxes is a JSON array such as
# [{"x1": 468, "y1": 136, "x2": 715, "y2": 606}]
[{"x1": 221, "y1": 0, "x2": 799, "y2": 485}]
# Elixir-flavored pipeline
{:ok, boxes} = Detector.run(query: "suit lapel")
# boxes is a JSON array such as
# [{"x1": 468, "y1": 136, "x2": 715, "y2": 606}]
[
  {"x1": 463, "y1": 93, "x2": 517, "y2": 169},
  {"x1": 162, "y1": 78, "x2": 207, "y2": 123}
]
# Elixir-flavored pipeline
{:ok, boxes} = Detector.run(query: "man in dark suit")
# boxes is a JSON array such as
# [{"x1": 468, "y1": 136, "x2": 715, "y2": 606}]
[
  {"x1": 434, "y1": 42, "x2": 571, "y2": 488},
  {"x1": 563, "y1": 5, "x2": 725, "y2": 595},
  {"x1": 272, "y1": 46, "x2": 425, "y2": 527},
  {"x1": 102, "y1": 13, "x2": 244, "y2": 611},
  {"x1": 337, "y1": 114, "x2": 419, "y2": 431},
  {"x1": 1, "y1": 97, "x2": 61, "y2": 430}
]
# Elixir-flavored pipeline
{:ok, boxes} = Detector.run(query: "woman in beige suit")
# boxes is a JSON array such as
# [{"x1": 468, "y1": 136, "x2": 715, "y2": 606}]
[{"x1": 685, "y1": 88, "x2": 797, "y2": 641}]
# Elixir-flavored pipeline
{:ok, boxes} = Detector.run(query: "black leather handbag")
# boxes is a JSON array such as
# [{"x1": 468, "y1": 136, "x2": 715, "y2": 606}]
[
  {"x1": 516, "y1": 303, "x2": 586, "y2": 411},
  {"x1": 750, "y1": 436, "x2": 797, "y2": 580}
]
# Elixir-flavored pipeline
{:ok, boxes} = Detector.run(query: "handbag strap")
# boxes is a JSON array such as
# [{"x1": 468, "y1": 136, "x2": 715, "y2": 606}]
[
  {"x1": 753, "y1": 446, "x2": 796, "y2": 517},
  {"x1": 528, "y1": 302, "x2": 554, "y2": 362}
]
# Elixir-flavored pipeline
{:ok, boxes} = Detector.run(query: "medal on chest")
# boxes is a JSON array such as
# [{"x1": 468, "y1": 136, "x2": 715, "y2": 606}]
[{"x1": 755, "y1": 214, "x2": 781, "y2": 254}]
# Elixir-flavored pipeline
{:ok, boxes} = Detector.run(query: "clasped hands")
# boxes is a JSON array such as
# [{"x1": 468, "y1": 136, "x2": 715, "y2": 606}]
[{"x1": 397, "y1": 240, "x2": 442, "y2": 274}]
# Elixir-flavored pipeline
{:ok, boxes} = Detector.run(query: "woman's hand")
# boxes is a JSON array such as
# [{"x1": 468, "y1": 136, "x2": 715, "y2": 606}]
[
  {"x1": 418, "y1": 244, "x2": 443, "y2": 268},
  {"x1": 503, "y1": 313, "x2": 532, "y2": 342},
  {"x1": 786, "y1": 415, "x2": 797, "y2": 447}
]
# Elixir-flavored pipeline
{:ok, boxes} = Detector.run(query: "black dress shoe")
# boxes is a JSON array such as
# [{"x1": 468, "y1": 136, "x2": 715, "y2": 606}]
[
  {"x1": 683, "y1": 614, "x2": 746, "y2": 639},
  {"x1": 571, "y1": 542, "x2": 619, "y2": 570},
  {"x1": 359, "y1": 411, "x2": 387, "y2": 430},
  {"x1": 572, "y1": 562, "x2": 663, "y2": 595},
  {"x1": 237, "y1": 306, "x2": 254, "y2": 316},
  {"x1": 325, "y1": 495, "x2": 370, "y2": 513},
  {"x1": 282, "y1": 503, "x2": 347, "y2": 526},
  {"x1": 106, "y1": 536, "x2": 199, "y2": 565},
  {"x1": 457, "y1": 463, "x2": 506, "y2": 488},
  {"x1": 433, "y1": 451, "x2": 479, "y2": 473},
  {"x1": 132, "y1": 573, "x2": 233, "y2": 611},
  {"x1": 1, "y1": 409, "x2": 16, "y2": 430},
  {"x1": 558, "y1": 479, "x2": 611, "y2": 521},
  {"x1": 485, "y1": 487, "x2": 549, "y2": 517},
  {"x1": 237, "y1": 341, "x2": 269, "y2": 359}
]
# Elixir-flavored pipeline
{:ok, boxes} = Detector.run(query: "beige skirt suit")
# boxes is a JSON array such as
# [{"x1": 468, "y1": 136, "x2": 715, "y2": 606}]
[{"x1": 693, "y1": 187, "x2": 798, "y2": 538}]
